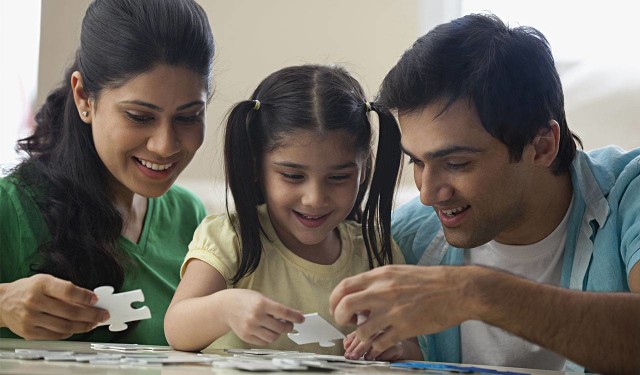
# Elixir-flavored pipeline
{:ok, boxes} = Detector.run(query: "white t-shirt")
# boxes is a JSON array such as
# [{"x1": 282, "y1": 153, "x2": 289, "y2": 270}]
[{"x1": 461, "y1": 200, "x2": 573, "y2": 370}]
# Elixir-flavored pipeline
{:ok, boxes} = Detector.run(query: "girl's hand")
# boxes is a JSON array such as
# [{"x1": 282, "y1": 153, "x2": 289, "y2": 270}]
[
  {"x1": 223, "y1": 289, "x2": 304, "y2": 346},
  {"x1": 0, "y1": 274, "x2": 108, "y2": 340},
  {"x1": 344, "y1": 331, "x2": 405, "y2": 361}
]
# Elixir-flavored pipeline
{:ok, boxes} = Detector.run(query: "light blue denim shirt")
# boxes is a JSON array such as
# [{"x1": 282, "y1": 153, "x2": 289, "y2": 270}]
[{"x1": 391, "y1": 146, "x2": 640, "y2": 372}]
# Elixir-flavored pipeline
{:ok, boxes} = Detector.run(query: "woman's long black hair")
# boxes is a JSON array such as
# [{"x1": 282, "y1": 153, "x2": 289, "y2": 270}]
[
  {"x1": 224, "y1": 65, "x2": 402, "y2": 284},
  {"x1": 13, "y1": 0, "x2": 214, "y2": 290}
]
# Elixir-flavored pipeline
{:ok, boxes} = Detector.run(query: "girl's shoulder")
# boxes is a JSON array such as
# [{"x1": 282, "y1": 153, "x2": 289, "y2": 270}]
[
  {"x1": 191, "y1": 211, "x2": 240, "y2": 248},
  {"x1": 337, "y1": 218, "x2": 406, "y2": 265},
  {"x1": 338, "y1": 218, "x2": 363, "y2": 239}
]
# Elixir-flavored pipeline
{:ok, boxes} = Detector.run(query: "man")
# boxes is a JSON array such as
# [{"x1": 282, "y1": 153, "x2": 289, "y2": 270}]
[{"x1": 330, "y1": 13, "x2": 640, "y2": 374}]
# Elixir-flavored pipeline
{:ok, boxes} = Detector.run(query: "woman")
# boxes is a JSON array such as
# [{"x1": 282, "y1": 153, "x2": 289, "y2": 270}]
[{"x1": 0, "y1": 0, "x2": 214, "y2": 345}]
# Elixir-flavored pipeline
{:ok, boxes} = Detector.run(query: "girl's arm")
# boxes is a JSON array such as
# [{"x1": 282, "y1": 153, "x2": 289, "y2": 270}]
[{"x1": 164, "y1": 259, "x2": 304, "y2": 352}]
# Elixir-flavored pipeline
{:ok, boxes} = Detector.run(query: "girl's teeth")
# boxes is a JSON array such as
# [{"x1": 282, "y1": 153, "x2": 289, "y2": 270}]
[{"x1": 299, "y1": 212, "x2": 323, "y2": 220}]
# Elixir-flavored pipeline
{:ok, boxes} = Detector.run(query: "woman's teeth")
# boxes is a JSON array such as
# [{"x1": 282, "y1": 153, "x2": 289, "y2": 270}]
[{"x1": 138, "y1": 158, "x2": 173, "y2": 171}]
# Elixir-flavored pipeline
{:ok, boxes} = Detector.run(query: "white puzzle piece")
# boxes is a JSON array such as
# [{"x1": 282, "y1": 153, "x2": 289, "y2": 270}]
[
  {"x1": 93, "y1": 286, "x2": 151, "y2": 332},
  {"x1": 287, "y1": 313, "x2": 345, "y2": 347},
  {"x1": 91, "y1": 343, "x2": 171, "y2": 352}
]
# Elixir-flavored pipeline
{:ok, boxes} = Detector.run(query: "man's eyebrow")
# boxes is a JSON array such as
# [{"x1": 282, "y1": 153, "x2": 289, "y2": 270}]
[{"x1": 401, "y1": 144, "x2": 483, "y2": 160}]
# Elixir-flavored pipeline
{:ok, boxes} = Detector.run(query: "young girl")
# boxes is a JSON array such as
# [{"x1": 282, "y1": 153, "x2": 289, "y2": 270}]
[{"x1": 165, "y1": 64, "x2": 413, "y2": 356}]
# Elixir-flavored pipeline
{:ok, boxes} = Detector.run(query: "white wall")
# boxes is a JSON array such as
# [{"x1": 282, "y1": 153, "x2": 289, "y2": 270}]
[
  {"x1": 28, "y1": 0, "x2": 640, "y2": 214},
  {"x1": 0, "y1": 0, "x2": 41, "y2": 174}
]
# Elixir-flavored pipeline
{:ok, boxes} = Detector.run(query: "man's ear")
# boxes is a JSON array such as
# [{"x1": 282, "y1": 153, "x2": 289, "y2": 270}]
[
  {"x1": 71, "y1": 71, "x2": 93, "y2": 123},
  {"x1": 532, "y1": 120, "x2": 561, "y2": 168}
]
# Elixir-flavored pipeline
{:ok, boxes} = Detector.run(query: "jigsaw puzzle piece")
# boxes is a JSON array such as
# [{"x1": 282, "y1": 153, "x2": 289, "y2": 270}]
[
  {"x1": 287, "y1": 313, "x2": 345, "y2": 347},
  {"x1": 93, "y1": 286, "x2": 151, "y2": 332}
]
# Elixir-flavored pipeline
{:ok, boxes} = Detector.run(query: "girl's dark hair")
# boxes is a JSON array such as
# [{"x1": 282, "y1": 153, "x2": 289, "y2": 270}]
[
  {"x1": 14, "y1": 0, "x2": 214, "y2": 290},
  {"x1": 224, "y1": 65, "x2": 402, "y2": 284},
  {"x1": 378, "y1": 13, "x2": 582, "y2": 175}
]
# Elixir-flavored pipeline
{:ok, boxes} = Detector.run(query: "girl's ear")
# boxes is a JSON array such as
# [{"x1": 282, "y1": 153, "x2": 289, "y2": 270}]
[
  {"x1": 360, "y1": 164, "x2": 367, "y2": 184},
  {"x1": 359, "y1": 154, "x2": 371, "y2": 185},
  {"x1": 71, "y1": 71, "x2": 93, "y2": 124}
]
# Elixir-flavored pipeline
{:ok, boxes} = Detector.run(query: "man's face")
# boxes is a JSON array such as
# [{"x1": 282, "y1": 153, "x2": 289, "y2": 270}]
[{"x1": 399, "y1": 99, "x2": 538, "y2": 248}]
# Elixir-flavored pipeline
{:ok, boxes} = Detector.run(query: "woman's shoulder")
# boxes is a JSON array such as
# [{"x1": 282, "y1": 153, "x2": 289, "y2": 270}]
[
  {"x1": 0, "y1": 173, "x2": 40, "y2": 212},
  {"x1": 162, "y1": 184, "x2": 204, "y2": 204},
  {"x1": 155, "y1": 184, "x2": 207, "y2": 218}
]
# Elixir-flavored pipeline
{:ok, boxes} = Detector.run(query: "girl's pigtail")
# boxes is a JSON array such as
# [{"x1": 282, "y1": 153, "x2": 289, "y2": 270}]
[
  {"x1": 362, "y1": 102, "x2": 402, "y2": 268},
  {"x1": 224, "y1": 100, "x2": 264, "y2": 284}
]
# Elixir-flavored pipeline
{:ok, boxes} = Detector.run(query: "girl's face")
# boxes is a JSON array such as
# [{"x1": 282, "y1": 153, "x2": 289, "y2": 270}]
[
  {"x1": 81, "y1": 64, "x2": 207, "y2": 202},
  {"x1": 261, "y1": 129, "x2": 367, "y2": 256}
]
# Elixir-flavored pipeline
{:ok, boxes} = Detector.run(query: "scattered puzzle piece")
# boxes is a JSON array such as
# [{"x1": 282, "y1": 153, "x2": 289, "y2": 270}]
[
  {"x1": 287, "y1": 313, "x2": 345, "y2": 347},
  {"x1": 93, "y1": 286, "x2": 151, "y2": 332}
]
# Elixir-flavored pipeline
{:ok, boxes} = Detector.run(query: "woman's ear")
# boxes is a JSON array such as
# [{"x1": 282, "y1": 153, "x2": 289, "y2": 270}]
[{"x1": 70, "y1": 71, "x2": 92, "y2": 123}]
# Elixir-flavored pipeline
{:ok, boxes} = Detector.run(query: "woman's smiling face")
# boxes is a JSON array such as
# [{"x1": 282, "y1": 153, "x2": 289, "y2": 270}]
[{"x1": 82, "y1": 64, "x2": 207, "y2": 200}]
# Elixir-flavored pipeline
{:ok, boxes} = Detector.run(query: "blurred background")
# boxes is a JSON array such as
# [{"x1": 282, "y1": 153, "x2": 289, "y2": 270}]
[{"x1": 2, "y1": 0, "x2": 639, "y2": 214}]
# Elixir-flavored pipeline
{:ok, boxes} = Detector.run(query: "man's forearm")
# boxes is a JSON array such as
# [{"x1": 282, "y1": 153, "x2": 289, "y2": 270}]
[{"x1": 470, "y1": 267, "x2": 640, "y2": 375}]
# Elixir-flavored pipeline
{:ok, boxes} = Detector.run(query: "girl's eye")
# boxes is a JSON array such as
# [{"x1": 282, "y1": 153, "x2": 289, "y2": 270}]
[
  {"x1": 281, "y1": 173, "x2": 303, "y2": 180},
  {"x1": 329, "y1": 174, "x2": 350, "y2": 182},
  {"x1": 126, "y1": 112, "x2": 153, "y2": 123}
]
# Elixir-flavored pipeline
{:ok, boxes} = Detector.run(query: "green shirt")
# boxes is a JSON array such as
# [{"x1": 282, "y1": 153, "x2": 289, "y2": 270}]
[{"x1": 0, "y1": 175, "x2": 206, "y2": 345}]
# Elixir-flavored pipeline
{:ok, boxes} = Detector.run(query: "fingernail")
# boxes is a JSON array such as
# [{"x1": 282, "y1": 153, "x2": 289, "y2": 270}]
[{"x1": 102, "y1": 312, "x2": 110, "y2": 321}]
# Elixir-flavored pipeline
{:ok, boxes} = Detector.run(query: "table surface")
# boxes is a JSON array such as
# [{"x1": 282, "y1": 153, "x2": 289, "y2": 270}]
[{"x1": 0, "y1": 338, "x2": 580, "y2": 375}]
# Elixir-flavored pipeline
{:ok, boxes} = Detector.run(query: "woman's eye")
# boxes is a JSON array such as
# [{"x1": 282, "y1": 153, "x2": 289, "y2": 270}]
[
  {"x1": 175, "y1": 114, "x2": 202, "y2": 124},
  {"x1": 126, "y1": 112, "x2": 153, "y2": 123}
]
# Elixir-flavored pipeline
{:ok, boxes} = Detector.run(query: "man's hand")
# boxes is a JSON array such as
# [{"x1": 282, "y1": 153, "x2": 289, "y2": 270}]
[{"x1": 330, "y1": 264, "x2": 483, "y2": 358}]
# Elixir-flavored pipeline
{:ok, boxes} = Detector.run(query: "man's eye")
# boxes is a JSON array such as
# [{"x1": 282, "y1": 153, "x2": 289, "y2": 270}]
[
  {"x1": 446, "y1": 162, "x2": 470, "y2": 170},
  {"x1": 408, "y1": 157, "x2": 423, "y2": 166}
]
